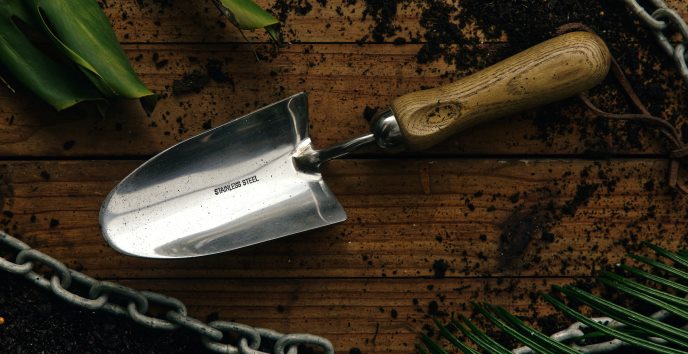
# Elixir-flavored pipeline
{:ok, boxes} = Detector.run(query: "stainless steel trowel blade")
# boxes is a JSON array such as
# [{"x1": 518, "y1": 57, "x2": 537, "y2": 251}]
[{"x1": 100, "y1": 93, "x2": 347, "y2": 258}]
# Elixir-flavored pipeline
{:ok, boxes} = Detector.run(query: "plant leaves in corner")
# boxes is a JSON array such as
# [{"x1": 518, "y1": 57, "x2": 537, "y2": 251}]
[
  {"x1": 213, "y1": 0, "x2": 281, "y2": 42},
  {"x1": 0, "y1": 0, "x2": 104, "y2": 111},
  {"x1": 418, "y1": 243, "x2": 688, "y2": 353},
  {"x1": 0, "y1": 0, "x2": 156, "y2": 114}
]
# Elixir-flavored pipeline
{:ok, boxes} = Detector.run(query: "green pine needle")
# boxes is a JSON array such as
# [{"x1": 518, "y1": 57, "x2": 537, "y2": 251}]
[
  {"x1": 543, "y1": 292, "x2": 686, "y2": 354},
  {"x1": 557, "y1": 285, "x2": 688, "y2": 348},
  {"x1": 433, "y1": 319, "x2": 480, "y2": 354},
  {"x1": 421, "y1": 243, "x2": 688, "y2": 353}
]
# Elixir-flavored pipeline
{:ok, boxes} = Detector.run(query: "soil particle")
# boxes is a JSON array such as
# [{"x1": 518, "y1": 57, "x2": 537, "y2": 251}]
[
  {"x1": 562, "y1": 183, "x2": 600, "y2": 216},
  {"x1": 0, "y1": 174, "x2": 14, "y2": 210},
  {"x1": 499, "y1": 183, "x2": 600, "y2": 267},
  {"x1": 363, "y1": 106, "x2": 378, "y2": 122},
  {"x1": 62, "y1": 140, "x2": 75, "y2": 150},
  {"x1": 498, "y1": 208, "x2": 551, "y2": 265},
  {"x1": 155, "y1": 59, "x2": 169, "y2": 69},
  {"x1": 206, "y1": 59, "x2": 233, "y2": 84},
  {"x1": 431, "y1": 259, "x2": 449, "y2": 278},
  {"x1": 272, "y1": 0, "x2": 314, "y2": 23},
  {"x1": 427, "y1": 300, "x2": 448, "y2": 317},
  {"x1": 172, "y1": 70, "x2": 209, "y2": 96},
  {"x1": 416, "y1": 1, "x2": 479, "y2": 66},
  {"x1": 361, "y1": 0, "x2": 403, "y2": 43},
  {"x1": 0, "y1": 273, "x2": 200, "y2": 353}
]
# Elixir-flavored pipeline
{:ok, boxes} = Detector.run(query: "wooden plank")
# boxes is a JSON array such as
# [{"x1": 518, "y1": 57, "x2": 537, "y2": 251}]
[
  {"x1": 111, "y1": 277, "x2": 572, "y2": 354},
  {"x1": 1, "y1": 158, "x2": 684, "y2": 279},
  {"x1": 101, "y1": 0, "x2": 686, "y2": 44},
  {"x1": 103, "y1": 0, "x2": 492, "y2": 44},
  {"x1": 0, "y1": 43, "x2": 680, "y2": 157}
]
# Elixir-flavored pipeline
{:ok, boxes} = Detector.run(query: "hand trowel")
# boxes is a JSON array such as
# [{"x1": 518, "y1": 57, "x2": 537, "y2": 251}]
[{"x1": 100, "y1": 31, "x2": 611, "y2": 258}]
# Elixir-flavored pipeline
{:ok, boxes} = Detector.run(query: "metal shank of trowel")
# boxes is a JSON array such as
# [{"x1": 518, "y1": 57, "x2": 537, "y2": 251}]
[{"x1": 292, "y1": 110, "x2": 403, "y2": 173}]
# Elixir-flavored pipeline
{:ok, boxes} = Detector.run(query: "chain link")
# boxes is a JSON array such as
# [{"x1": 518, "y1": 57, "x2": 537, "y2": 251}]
[
  {"x1": 0, "y1": 231, "x2": 333, "y2": 353},
  {"x1": 623, "y1": 0, "x2": 688, "y2": 86},
  {"x1": 513, "y1": 307, "x2": 684, "y2": 353}
]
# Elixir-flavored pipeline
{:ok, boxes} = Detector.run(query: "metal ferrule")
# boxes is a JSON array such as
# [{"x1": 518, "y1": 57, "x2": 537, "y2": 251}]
[{"x1": 370, "y1": 109, "x2": 406, "y2": 153}]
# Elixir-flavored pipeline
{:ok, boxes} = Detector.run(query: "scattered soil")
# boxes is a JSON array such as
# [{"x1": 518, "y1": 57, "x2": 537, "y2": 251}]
[
  {"x1": 5, "y1": 0, "x2": 688, "y2": 353},
  {"x1": 348, "y1": 0, "x2": 686, "y2": 156},
  {"x1": 431, "y1": 259, "x2": 449, "y2": 278},
  {"x1": 499, "y1": 183, "x2": 600, "y2": 266},
  {"x1": 173, "y1": 59, "x2": 234, "y2": 96},
  {"x1": 360, "y1": 0, "x2": 401, "y2": 43},
  {"x1": 205, "y1": 59, "x2": 233, "y2": 85},
  {"x1": 0, "y1": 273, "x2": 201, "y2": 353},
  {"x1": 172, "y1": 70, "x2": 209, "y2": 96}
]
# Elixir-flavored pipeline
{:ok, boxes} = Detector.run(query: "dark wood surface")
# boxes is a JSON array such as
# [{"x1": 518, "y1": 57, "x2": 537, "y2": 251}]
[{"x1": 2, "y1": 1, "x2": 688, "y2": 353}]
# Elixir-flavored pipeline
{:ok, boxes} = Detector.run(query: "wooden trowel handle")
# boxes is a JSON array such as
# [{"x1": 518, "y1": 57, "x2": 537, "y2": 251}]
[{"x1": 390, "y1": 31, "x2": 611, "y2": 151}]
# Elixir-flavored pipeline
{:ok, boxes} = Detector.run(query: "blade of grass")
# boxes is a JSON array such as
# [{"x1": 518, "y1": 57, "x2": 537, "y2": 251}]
[
  {"x1": 433, "y1": 319, "x2": 481, "y2": 354},
  {"x1": 644, "y1": 243, "x2": 688, "y2": 269},
  {"x1": 487, "y1": 304, "x2": 583, "y2": 353},
  {"x1": 454, "y1": 315, "x2": 512, "y2": 354},
  {"x1": 470, "y1": 303, "x2": 562, "y2": 354},
  {"x1": 542, "y1": 293, "x2": 686, "y2": 354},
  {"x1": 421, "y1": 334, "x2": 451, "y2": 354},
  {"x1": 618, "y1": 263, "x2": 688, "y2": 294},
  {"x1": 630, "y1": 254, "x2": 688, "y2": 281},
  {"x1": 599, "y1": 276, "x2": 688, "y2": 323},
  {"x1": 416, "y1": 343, "x2": 430, "y2": 354},
  {"x1": 601, "y1": 271, "x2": 688, "y2": 311},
  {"x1": 557, "y1": 285, "x2": 688, "y2": 348}
]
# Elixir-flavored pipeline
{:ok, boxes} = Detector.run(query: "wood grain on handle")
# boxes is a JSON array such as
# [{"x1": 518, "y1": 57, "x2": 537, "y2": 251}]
[{"x1": 390, "y1": 31, "x2": 611, "y2": 151}]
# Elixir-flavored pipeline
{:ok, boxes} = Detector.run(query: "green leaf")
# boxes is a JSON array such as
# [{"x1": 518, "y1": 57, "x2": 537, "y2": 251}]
[
  {"x1": 420, "y1": 334, "x2": 451, "y2": 354},
  {"x1": 29, "y1": 0, "x2": 156, "y2": 113},
  {"x1": 543, "y1": 293, "x2": 686, "y2": 354},
  {"x1": 470, "y1": 303, "x2": 560, "y2": 354},
  {"x1": 415, "y1": 343, "x2": 430, "y2": 354},
  {"x1": 452, "y1": 315, "x2": 511, "y2": 354},
  {"x1": 600, "y1": 271, "x2": 688, "y2": 314},
  {"x1": 0, "y1": 0, "x2": 104, "y2": 111},
  {"x1": 558, "y1": 285, "x2": 688, "y2": 348},
  {"x1": 644, "y1": 242, "x2": 688, "y2": 269},
  {"x1": 630, "y1": 254, "x2": 688, "y2": 281},
  {"x1": 488, "y1": 304, "x2": 582, "y2": 353},
  {"x1": 433, "y1": 319, "x2": 480, "y2": 354},
  {"x1": 618, "y1": 263, "x2": 688, "y2": 294},
  {"x1": 215, "y1": 0, "x2": 280, "y2": 41}
]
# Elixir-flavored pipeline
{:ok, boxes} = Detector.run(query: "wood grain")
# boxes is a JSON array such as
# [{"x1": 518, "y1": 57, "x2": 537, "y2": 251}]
[
  {"x1": 114, "y1": 277, "x2": 571, "y2": 354},
  {"x1": 101, "y1": 0, "x2": 686, "y2": 44},
  {"x1": 102, "y1": 0, "x2": 494, "y2": 44},
  {"x1": 2, "y1": 1, "x2": 688, "y2": 353},
  {"x1": 391, "y1": 32, "x2": 611, "y2": 150},
  {"x1": 2, "y1": 159, "x2": 684, "y2": 280},
  {"x1": 0, "y1": 43, "x2": 678, "y2": 158}
]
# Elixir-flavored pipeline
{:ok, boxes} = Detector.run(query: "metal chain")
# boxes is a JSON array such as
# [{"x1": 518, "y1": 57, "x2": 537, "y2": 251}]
[
  {"x1": 0, "y1": 231, "x2": 333, "y2": 354},
  {"x1": 623, "y1": 0, "x2": 688, "y2": 85},
  {"x1": 513, "y1": 305, "x2": 688, "y2": 353}
]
